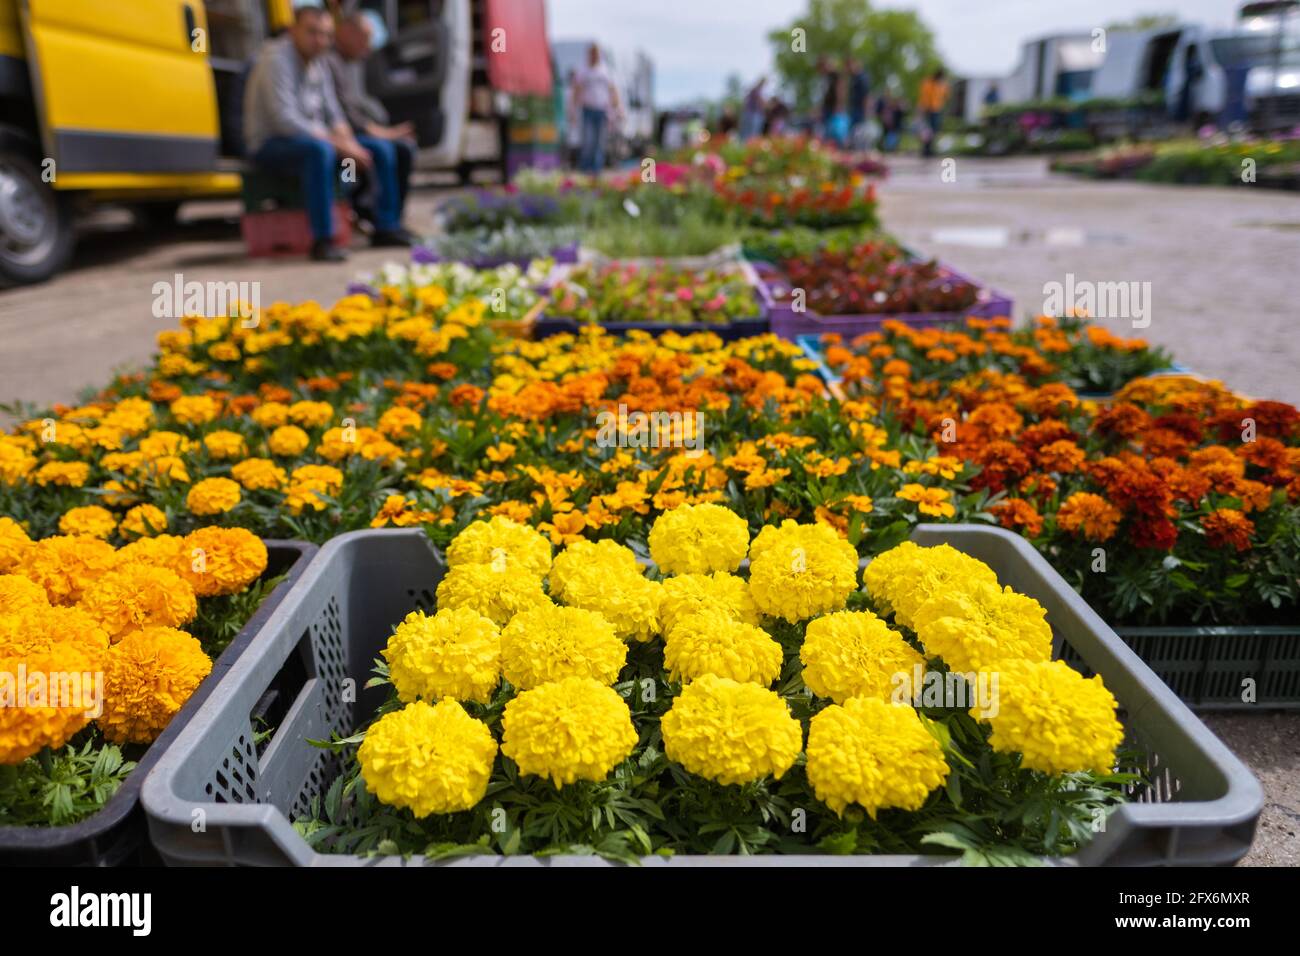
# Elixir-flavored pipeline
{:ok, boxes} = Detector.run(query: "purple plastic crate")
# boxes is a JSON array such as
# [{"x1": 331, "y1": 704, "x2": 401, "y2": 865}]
[
  {"x1": 410, "y1": 241, "x2": 580, "y2": 271},
  {"x1": 753, "y1": 261, "x2": 1014, "y2": 340}
]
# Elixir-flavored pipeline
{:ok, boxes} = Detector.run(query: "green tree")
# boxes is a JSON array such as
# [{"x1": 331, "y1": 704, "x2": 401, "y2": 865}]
[
  {"x1": 768, "y1": 0, "x2": 943, "y2": 110},
  {"x1": 1105, "y1": 13, "x2": 1179, "y2": 32}
]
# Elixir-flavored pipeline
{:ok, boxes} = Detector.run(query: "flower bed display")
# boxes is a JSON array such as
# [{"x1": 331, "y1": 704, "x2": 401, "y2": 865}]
[
  {"x1": 0, "y1": 518, "x2": 311, "y2": 864},
  {"x1": 539, "y1": 259, "x2": 768, "y2": 339},
  {"x1": 821, "y1": 334, "x2": 1300, "y2": 638},
  {"x1": 140, "y1": 514, "x2": 1261, "y2": 866},
  {"x1": 753, "y1": 241, "x2": 1013, "y2": 340}
]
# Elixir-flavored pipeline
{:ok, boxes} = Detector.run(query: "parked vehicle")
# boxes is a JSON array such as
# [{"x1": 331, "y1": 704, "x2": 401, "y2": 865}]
[{"x1": 0, "y1": 0, "x2": 539, "y2": 286}]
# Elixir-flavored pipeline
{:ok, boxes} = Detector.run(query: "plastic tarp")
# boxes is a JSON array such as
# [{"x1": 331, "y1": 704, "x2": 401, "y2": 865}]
[{"x1": 484, "y1": 0, "x2": 553, "y2": 95}]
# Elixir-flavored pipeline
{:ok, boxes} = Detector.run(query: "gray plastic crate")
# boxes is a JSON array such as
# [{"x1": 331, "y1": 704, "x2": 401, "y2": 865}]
[
  {"x1": 1058, "y1": 625, "x2": 1300, "y2": 712},
  {"x1": 0, "y1": 540, "x2": 316, "y2": 867},
  {"x1": 141, "y1": 525, "x2": 1263, "y2": 867}
]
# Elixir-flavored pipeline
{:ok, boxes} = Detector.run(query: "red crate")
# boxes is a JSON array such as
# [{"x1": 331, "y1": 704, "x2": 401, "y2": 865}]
[{"x1": 242, "y1": 202, "x2": 353, "y2": 258}]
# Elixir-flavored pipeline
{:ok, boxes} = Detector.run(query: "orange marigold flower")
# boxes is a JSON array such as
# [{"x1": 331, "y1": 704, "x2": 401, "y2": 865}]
[
  {"x1": 1036, "y1": 439, "x2": 1086, "y2": 474},
  {"x1": 1056, "y1": 493, "x2": 1122, "y2": 542},
  {"x1": 990, "y1": 498, "x2": 1044, "y2": 537},
  {"x1": 1202, "y1": 508, "x2": 1254, "y2": 552}
]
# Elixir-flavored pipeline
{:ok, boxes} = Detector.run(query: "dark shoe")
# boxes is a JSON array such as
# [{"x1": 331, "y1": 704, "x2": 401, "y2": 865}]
[
  {"x1": 370, "y1": 228, "x2": 418, "y2": 248},
  {"x1": 310, "y1": 239, "x2": 348, "y2": 262}
]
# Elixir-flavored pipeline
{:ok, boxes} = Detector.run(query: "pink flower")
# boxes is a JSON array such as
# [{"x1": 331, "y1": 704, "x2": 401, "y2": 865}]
[
  {"x1": 705, "y1": 294, "x2": 726, "y2": 310},
  {"x1": 676, "y1": 287, "x2": 695, "y2": 302}
]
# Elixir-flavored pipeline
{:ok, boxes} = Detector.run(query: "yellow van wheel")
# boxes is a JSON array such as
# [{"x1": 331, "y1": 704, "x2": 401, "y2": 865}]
[{"x1": 0, "y1": 150, "x2": 75, "y2": 287}]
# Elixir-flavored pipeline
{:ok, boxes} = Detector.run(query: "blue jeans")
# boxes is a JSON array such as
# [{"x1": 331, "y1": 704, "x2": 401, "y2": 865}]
[
  {"x1": 579, "y1": 107, "x2": 607, "y2": 173},
  {"x1": 253, "y1": 134, "x2": 403, "y2": 240}
]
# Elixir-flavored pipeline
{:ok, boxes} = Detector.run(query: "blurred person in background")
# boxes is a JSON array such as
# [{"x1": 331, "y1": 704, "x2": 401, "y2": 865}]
[
  {"x1": 847, "y1": 57, "x2": 871, "y2": 149},
  {"x1": 324, "y1": 10, "x2": 416, "y2": 231},
  {"x1": 244, "y1": 6, "x2": 412, "y2": 261},
  {"x1": 564, "y1": 69, "x2": 582, "y2": 166},
  {"x1": 917, "y1": 67, "x2": 950, "y2": 157},
  {"x1": 571, "y1": 44, "x2": 621, "y2": 174},
  {"x1": 877, "y1": 89, "x2": 907, "y2": 153},
  {"x1": 741, "y1": 76, "x2": 767, "y2": 140},
  {"x1": 764, "y1": 96, "x2": 789, "y2": 137},
  {"x1": 718, "y1": 104, "x2": 738, "y2": 138}
]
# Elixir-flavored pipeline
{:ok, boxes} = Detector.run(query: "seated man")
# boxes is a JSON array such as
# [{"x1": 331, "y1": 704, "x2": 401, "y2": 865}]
[
  {"x1": 243, "y1": 5, "x2": 413, "y2": 261},
  {"x1": 323, "y1": 10, "x2": 416, "y2": 229}
]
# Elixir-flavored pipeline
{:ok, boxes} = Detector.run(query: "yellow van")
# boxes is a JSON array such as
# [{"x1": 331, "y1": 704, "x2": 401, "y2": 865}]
[
  {"x1": 0, "y1": 0, "x2": 507, "y2": 286},
  {"x1": 0, "y1": 0, "x2": 303, "y2": 284}
]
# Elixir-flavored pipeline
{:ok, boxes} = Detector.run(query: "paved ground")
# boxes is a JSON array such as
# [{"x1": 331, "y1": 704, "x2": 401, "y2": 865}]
[{"x1": 0, "y1": 156, "x2": 1295, "y2": 865}]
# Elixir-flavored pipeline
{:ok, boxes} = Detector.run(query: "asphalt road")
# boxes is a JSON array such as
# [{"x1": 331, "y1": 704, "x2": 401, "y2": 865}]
[{"x1": 0, "y1": 156, "x2": 1295, "y2": 866}]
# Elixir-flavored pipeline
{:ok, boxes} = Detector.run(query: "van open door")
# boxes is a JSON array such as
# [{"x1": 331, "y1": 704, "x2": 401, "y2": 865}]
[
  {"x1": 359, "y1": 0, "x2": 449, "y2": 149},
  {"x1": 20, "y1": 0, "x2": 222, "y2": 178}
]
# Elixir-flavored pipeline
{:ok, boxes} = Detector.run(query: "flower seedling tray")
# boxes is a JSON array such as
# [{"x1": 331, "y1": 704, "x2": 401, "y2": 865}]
[
  {"x1": 753, "y1": 259, "x2": 1013, "y2": 341},
  {"x1": 141, "y1": 525, "x2": 1261, "y2": 866},
  {"x1": 0, "y1": 541, "x2": 315, "y2": 867},
  {"x1": 533, "y1": 252, "x2": 771, "y2": 342}
]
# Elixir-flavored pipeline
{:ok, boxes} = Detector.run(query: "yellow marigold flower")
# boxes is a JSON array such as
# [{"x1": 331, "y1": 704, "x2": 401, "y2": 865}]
[
  {"x1": 800, "y1": 610, "x2": 926, "y2": 704},
  {"x1": 230, "y1": 457, "x2": 287, "y2": 491},
  {"x1": 658, "y1": 572, "x2": 759, "y2": 636},
  {"x1": 174, "y1": 526, "x2": 268, "y2": 598},
  {"x1": 548, "y1": 539, "x2": 641, "y2": 597},
  {"x1": 663, "y1": 613, "x2": 782, "y2": 685},
  {"x1": 499, "y1": 604, "x2": 625, "y2": 689},
  {"x1": 0, "y1": 646, "x2": 98, "y2": 764},
  {"x1": 0, "y1": 574, "x2": 49, "y2": 614},
  {"x1": 359, "y1": 699, "x2": 497, "y2": 816},
  {"x1": 0, "y1": 517, "x2": 31, "y2": 571},
  {"x1": 117, "y1": 533, "x2": 186, "y2": 569},
  {"x1": 806, "y1": 697, "x2": 949, "y2": 817},
  {"x1": 140, "y1": 430, "x2": 194, "y2": 459},
  {"x1": 57, "y1": 505, "x2": 117, "y2": 540},
  {"x1": 208, "y1": 341, "x2": 241, "y2": 363},
  {"x1": 648, "y1": 503, "x2": 750, "y2": 575},
  {"x1": 186, "y1": 476, "x2": 242, "y2": 516},
  {"x1": 142, "y1": 455, "x2": 190, "y2": 485},
  {"x1": 120, "y1": 503, "x2": 168, "y2": 538},
  {"x1": 268, "y1": 425, "x2": 310, "y2": 457},
  {"x1": 0, "y1": 605, "x2": 109, "y2": 667},
  {"x1": 445, "y1": 516, "x2": 552, "y2": 577},
  {"x1": 169, "y1": 394, "x2": 220, "y2": 426},
  {"x1": 662, "y1": 674, "x2": 802, "y2": 785},
  {"x1": 287, "y1": 400, "x2": 333, "y2": 429},
  {"x1": 15, "y1": 535, "x2": 119, "y2": 605},
  {"x1": 978, "y1": 660, "x2": 1123, "y2": 775},
  {"x1": 33, "y1": 461, "x2": 91, "y2": 488},
  {"x1": 384, "y1": 608, "x2": 500, "y2": 705},
  {"x1": 435, "y1": 562, "x2": 550, "y2": 627},
  {"x1": 0, "y1": 443, "x2": 37, "y2": 484},
  {"x1": 250, "y1": 401, "x2": 289, "y2": 428},
  {"x1": 203, "y1": 430, "x2": 248, "y2": 460},
  {"x1": 911, "y1": 579, "x2": 1053, "y2": 674},
  {"x1": 377, "y1": 406, "x2": 422, "y2": 440},
  {"x1": 863, "y1": 542, "x2": 999, "y2": 630},
  {"x1": 98, "y1": 626, "x2": 212, "y2": 744},
  {"x1": 747, "y1": 520, "x2": 858, "y2": 624},
  {"x1": 555, "y1": 566, "x2": 663, "y2": 643},
  {"x1": 501, "y1": 676, "x2": 636, "y2": 786},
  {"x1": 284, "y1": 464, "x2": 343, "y2": 512},
  {"x1": 77, "y1": 562, "x2": 197, "y2": 640},
  {"x1": 897, "y1": 483, "x2": 956, "y2": 518}
]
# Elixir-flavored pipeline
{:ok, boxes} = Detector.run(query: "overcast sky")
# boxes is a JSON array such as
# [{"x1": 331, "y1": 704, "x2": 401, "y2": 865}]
[{"x1": 549, "y1": 0, "x2": 1251, "y2": 104}]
